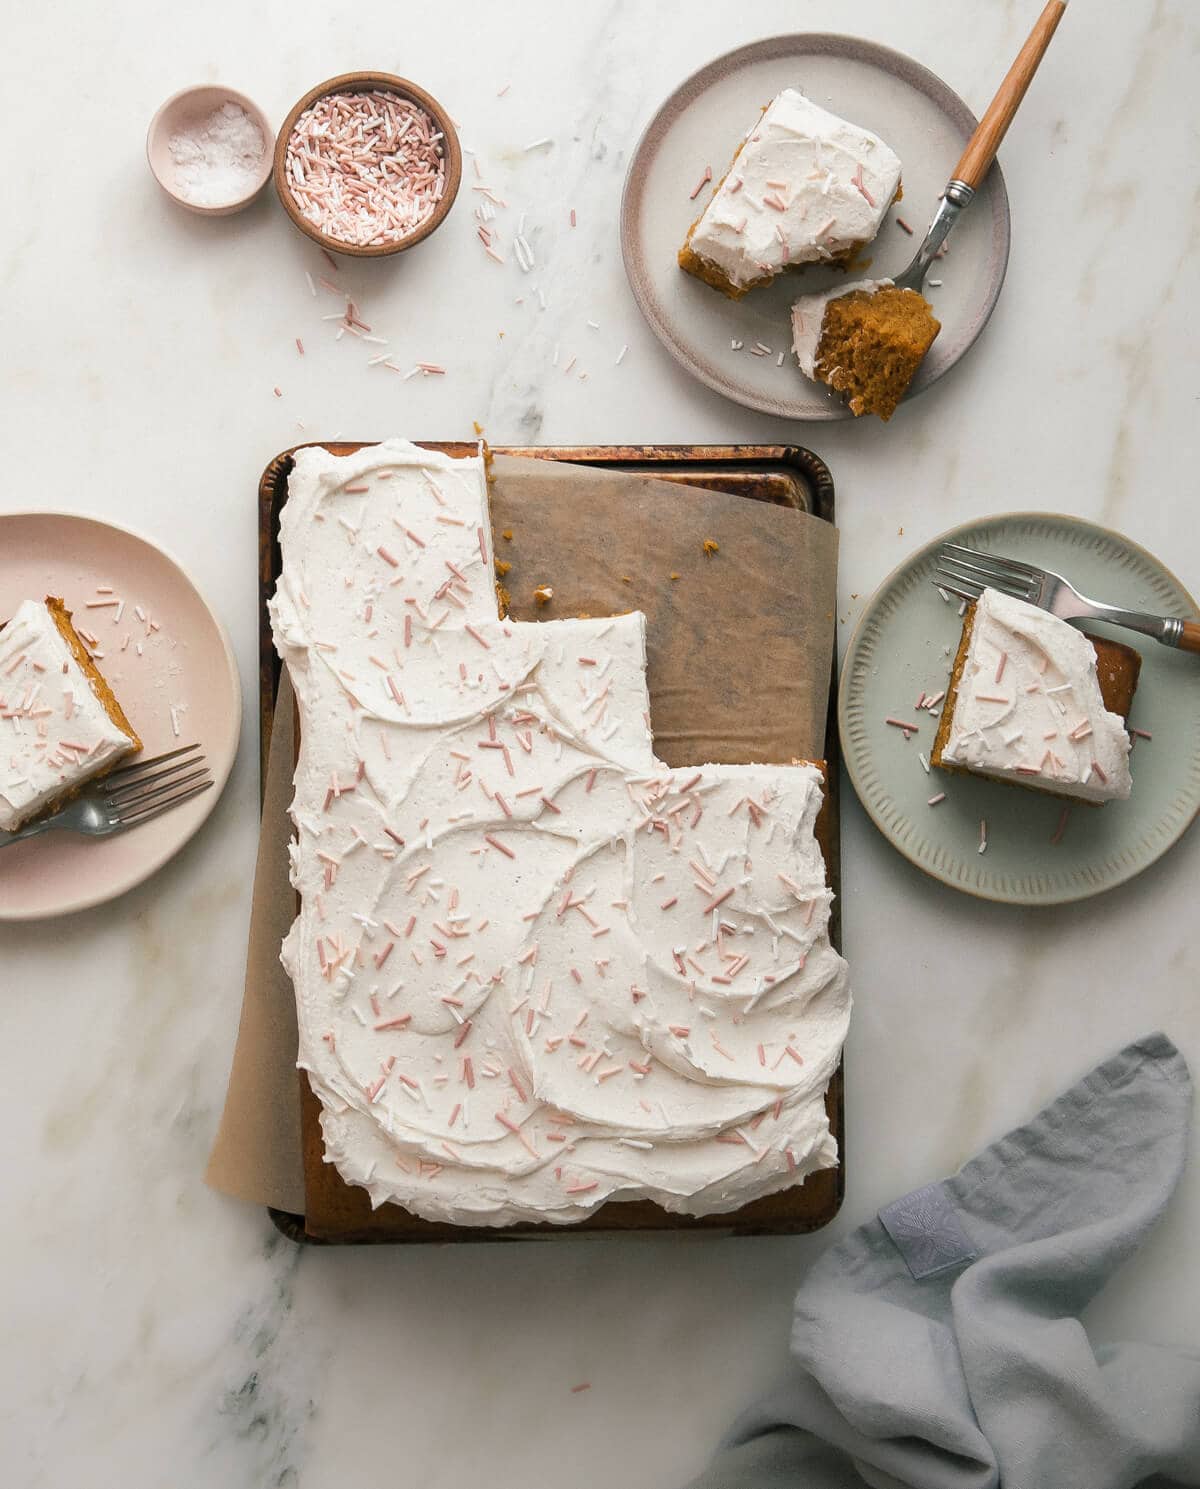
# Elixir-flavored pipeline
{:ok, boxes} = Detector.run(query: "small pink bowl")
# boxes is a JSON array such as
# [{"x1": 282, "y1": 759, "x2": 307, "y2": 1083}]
[{"x1": 146, "y1": 85, "x2": 273, "y2": 216}]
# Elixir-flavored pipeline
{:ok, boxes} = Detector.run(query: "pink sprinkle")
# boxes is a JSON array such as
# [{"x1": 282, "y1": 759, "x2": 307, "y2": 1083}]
[
  {"x1": 374, "y1": 1014, "x2": 411, "y2": 1031},
  {"x1": 995, "y1": 652, "x2": 1008, "y2": 683},
  {"x1": 885, "y1": 717, "x2": 920, "y2": 733},
  {"x1": 1050, "y1": 807, "x2": 1070, "y2": 846},
  {"x1": 464, "y1": 624, "x2": 490, "y2": 649},
  {"x1": 295, "y1": 337, "x2": 305, "y2": 355},
  {"x1": 273, "y1": 386, "x2": 283, "y2": 398},
  {"x1": 1130, "y1": 727, "x2": 1152, "y2": 741},
  {"x1": 1091, "y1": 760, "x2": 1108, "y2": 784},
  {"x1": 852, "y1": 164, "x2": 876, "y2": 206},
  {"x1": 484, "y1": 833, "x2": 515, "y2": 860},
  {"x1": 404, "y1": 527, "x2": 426, "y2": 548},
  {"x1": 377, "y1": 546, "x2": 399, "y2": 567},
  {"x1": 701, "y1": 886, "x2": 734, "y2": 915},
  {"x1": 927, "y1": 792, "x2": 946, "y2": 806},
  {"x1": 895, "y1": 216, "x2": 914, "y2": 234},
  {"x1": 569, "y1": 208, "x2": 577, "y2": 227},
  {"x1": 689, "y1": 165, "x2": 713, "y2": 200}
]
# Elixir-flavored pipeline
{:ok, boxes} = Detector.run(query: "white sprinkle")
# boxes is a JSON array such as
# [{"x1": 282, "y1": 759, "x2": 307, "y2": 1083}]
[
  {"x1": 524, "y1": 136, "x2": 554, "y2": 151},
  {"x1": 615, "y1": 344, "x2": 628, "y2": 365}
]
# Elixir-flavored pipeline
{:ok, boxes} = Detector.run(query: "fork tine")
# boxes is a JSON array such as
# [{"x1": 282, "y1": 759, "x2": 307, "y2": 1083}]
[
  {"x1": 105, "y1": 753, "x2": 206, "y2": 799},
  {"x1": 113, "y1": 769, "x2": 211, "y2": 814},
  {"x1": 932, "y1": 561, "x2": 987, "y2": 597},
  {"x1": 105, "y1": 743, "x2": 202, "y2": 781},
  {"x1": 932, "y1": 576, "x2": 983, "y2": 603},
  {"x1": 941, "y1": 543, "x2": 1040, "y2": 580},
  {"x1": 936, "y1": 557, "x2": 1034, "y2": 601},
  {"x1": 117, "y1": 780, "x2": 214, "y2": 827}
]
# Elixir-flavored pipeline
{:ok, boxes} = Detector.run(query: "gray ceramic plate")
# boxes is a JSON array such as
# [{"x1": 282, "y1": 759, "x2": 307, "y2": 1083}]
[
  {"x1": 620, "y1": 34, "x2": 1011, "y2": 420},
  {"x1": 839, "y1": 514, "x2": 1200, "y2": 905}
]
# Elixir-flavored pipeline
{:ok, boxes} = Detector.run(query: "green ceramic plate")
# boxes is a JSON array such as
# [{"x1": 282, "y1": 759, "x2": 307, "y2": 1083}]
[{"x1": 839, "y1": 513, "x2": 1200, "y2": 905}]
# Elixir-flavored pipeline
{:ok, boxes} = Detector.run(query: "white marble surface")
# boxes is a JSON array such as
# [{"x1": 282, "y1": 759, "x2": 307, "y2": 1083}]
[{"x1": 2, "y1": 1, "x2": 1198, "y2": 1484}]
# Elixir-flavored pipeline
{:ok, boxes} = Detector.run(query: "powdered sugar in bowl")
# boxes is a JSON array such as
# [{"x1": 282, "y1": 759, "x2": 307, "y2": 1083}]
[
  {"x1": 146, "y1": 86, "x2": 272, "y2": 215},
  {"x1": 273, "y1": 72, "x2": 462, "y2": 258}
]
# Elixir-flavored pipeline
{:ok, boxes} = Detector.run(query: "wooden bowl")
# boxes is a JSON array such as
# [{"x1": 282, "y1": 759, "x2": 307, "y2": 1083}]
[
  {"x1": 273, "y1": 72, "x2": 462, "y2": 258},
  {"x1": 146, "y1": 85, "x2": 273, "y2": 216}
]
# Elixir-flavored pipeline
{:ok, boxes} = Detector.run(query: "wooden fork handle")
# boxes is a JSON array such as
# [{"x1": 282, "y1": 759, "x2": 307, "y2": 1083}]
[
  {"x1": 952, "y1": 0, "x2": 1068, "y2": 190},
  {"x1": 1178, "y1": 620, "x2": 1200, "y2": 654}
]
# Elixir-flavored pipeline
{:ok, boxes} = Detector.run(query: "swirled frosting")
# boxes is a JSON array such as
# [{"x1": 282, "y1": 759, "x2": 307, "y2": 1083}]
[
  {"x1": 0, "y1": 599, "x2": 135, "y2": 831},
  {"x1": 686, "y1": 90, "x2": 901, "y2": 291},
  {"x1": 270, "y1": 440, "x2": 851, "y2": 1226},
  {"x1": 940, "y1": 588, "x2": 1132, "y2": 802}
]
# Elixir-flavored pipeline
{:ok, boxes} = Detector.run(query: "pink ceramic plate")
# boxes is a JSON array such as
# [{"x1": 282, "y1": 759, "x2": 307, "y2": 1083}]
[{"x1": 0, "y1": 512, "x2": 240, "y2": 920}]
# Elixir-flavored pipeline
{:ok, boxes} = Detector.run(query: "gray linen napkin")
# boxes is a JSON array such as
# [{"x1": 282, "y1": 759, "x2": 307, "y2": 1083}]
[{"x1": 688, "y1": 1034, "x2": 1199, "y2": 1489}]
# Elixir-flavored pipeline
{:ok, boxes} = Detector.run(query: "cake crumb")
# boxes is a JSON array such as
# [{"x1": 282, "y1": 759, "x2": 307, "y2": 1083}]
[
  {"x1": 473, "y1": 420, "x2": 484, "y2": 435},
  {"x1": 702, "y1": 538, "x2": 719, "y2": 556},
  {"x1": 669, "y1": 571, "x2": 680, "y2": 581},
  {"x1": 620, "y1": 575, "x2": 632, "y2": 585},
  {"x1": 501, "y1": 529, "x2": 513, "y2": 541},
  {"x1": 495, "y1": 560, "x2": 511, "y2": 577},
  {"x1": 533, "y1": 585, "x2": 554, "y2": 606}
]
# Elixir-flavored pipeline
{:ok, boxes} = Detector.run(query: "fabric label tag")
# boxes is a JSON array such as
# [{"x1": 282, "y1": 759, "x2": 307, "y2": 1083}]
[{"x1": 878, "y1": 1181, "x2": 977, "y2": 1280}]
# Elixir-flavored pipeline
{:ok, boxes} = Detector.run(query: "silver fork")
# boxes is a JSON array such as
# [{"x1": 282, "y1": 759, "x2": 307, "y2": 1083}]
[
  {"x1": 933, "y1": 544, "x2": 1200, "y2": 653},
  {"x1": 0, "y1": 744, "x2": 213, "y2": 849}
]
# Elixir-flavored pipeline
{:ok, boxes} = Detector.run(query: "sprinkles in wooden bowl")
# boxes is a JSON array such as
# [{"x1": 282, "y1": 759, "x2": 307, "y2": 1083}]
[{"x1": 274, "y1": 72, "x2": 462, "y2": 257}]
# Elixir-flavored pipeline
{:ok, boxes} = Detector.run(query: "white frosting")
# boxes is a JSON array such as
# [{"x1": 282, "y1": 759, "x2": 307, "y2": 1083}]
[
  {"x1": 687, "y1": 90, "x2": 901, "y2": 291},
  {"x1": 791, "y1": 278, "x2": 891, "y2": 377},
  {"x1": 941, "y1": 588, "x2": 1133, "y2": 803},
  {"x1": 0, "y1": 599, "x2": 135, "y2": 832},
  {"x1": 270, "y1": 439, "x2": 851, "y2": 1227}
]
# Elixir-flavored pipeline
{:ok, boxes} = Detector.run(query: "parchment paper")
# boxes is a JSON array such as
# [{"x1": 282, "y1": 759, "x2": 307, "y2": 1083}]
[{"x1": 206, "y1": 454, "x2": 838, "y2": 1218}]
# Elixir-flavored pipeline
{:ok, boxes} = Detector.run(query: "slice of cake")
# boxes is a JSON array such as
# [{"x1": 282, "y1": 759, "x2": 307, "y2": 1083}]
[
  {"x1": 0, "y1": 597, "x2": 141, "y2": 832},
  {"x1": 792, "y1": 279, "x2": 940, "y2": 420},
  {"x1": 679, "y1": 89, "x2": 902, "y2": 299},
  {"x1": 270, "y1": 439, "x2": 851, "y2": 1227},
  {"x1": 931, "y1": 587, "x2": 1138, "y2": 803}
]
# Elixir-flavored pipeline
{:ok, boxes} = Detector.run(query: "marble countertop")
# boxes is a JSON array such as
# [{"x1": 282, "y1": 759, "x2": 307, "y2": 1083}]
[{"x1": 3, "y1": 1, "x2": 1198, "y2": 1484}]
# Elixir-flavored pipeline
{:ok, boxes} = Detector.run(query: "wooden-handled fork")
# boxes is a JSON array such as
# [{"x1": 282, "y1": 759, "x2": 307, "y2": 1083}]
[{"x1": 895, "y1": 0, "x2": 1068, "y2": 293}]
